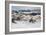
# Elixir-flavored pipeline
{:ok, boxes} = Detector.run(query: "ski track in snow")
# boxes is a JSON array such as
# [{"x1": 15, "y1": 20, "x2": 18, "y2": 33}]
[{"x1": 11, "y1": 19, "x2": 41, "y2": 29}]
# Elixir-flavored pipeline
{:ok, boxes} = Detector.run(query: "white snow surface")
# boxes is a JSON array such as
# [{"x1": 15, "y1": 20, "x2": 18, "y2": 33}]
[{"x1": 11, "y1": 19, "x2": 41, "y2": 29}]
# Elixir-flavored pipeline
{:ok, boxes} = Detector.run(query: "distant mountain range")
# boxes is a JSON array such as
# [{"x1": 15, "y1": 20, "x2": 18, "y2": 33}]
[
  {"x1": 12, "y1": 9, "x2": 41, "y2": 13},
  {"x1": 12, "y1": 9, "x2": 41, "y2": 16}
]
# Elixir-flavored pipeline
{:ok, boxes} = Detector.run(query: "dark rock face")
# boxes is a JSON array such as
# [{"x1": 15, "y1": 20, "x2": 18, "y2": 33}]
[
  {"x1": 12, "y1": 17, "x2": 20, "y2": 23},
  {"x1": 29, "y1": 18, "x2": 36, "y2": 23},
  {"x1": 29, "y1": 18, "x2": 33, "y2": 22},
  {"x1": 12, "y1": 18, "x2": 16, "y2": 23},
  {"x1": 31, "y1": 13, "x2": 40, "y2": 16},
  {"x1": 16, "y1": 17, "x2": 20, "y2": 20}
]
